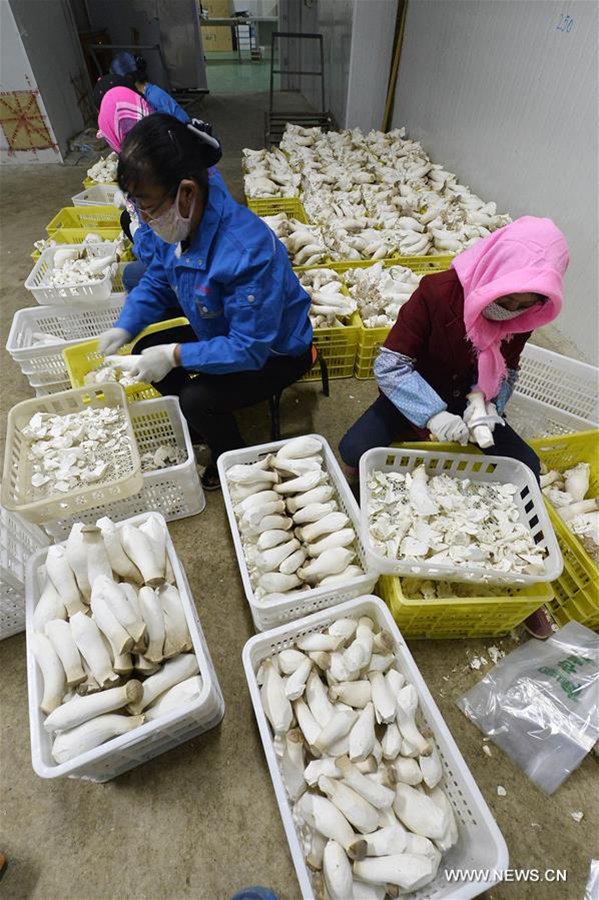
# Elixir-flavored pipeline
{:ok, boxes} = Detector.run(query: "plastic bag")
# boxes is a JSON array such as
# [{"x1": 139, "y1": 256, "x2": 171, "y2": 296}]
[
  {"x1": 585, "y1": 860, "x2": 599, "y2": 900},
  {"x1": 457, "y1": 621, "x2": 599, "y2": 794}
]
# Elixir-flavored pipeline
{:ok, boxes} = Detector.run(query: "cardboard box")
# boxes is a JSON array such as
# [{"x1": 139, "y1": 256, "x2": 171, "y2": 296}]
[
  {"x1": 202, "y1": 0, "x2": 230, "y2": 16},
  {"x1": 201, "y1": 25, "x2": 233, "y2": 52},
  {"x1": 201, "y1": 0, "x2": 232, "y2": 51}
]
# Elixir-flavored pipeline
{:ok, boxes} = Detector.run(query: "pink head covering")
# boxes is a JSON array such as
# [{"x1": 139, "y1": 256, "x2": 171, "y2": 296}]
[
  {"x1": 97, "y1": 86, "x2": 152, "y2": 153},
  {"x1": 452, "y1": 216, "x2": 569, "y2": 400}
]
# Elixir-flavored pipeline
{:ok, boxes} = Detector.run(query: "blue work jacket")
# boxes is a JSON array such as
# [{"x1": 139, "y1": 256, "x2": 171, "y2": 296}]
[
  {"x1": 117, "y1": 178, "x2": 313, "y2": 374},
  {"x1": 144, "y1": 84, "x2": 189, "y2": 123},
  {"x1": 131, "y1": 169, "x2": 228, "y2": 267}
]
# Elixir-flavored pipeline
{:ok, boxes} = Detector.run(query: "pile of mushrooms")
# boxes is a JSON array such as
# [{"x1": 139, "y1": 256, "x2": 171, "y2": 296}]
[
  {"x1": 541, "y1": 462, "x2": 598, "y2": 562},
  {"x1": 297, "y1": 269, "x2": 357, "y2": 327},
  {"x1": 243, "y1": 147, "x2": 301, "y2": 199},
  {"x1": 86, "y1": 152, "x2": 118, "y2": 184},
  {"x1": 344, "y1": 263, "x2": 422, "y2": 328},
  {"x1": 256, "y1": 611, "x2": 458, "y2": 896},
  {"x1": 22, "y1": 406, "x2": 133, "y2": 496},
  {"x1": 226, "y1": 437, "x2": 364, "y2": 602},
  {"x1": 39, "y1": 245, "x2": 117, "y2": 288},
  {"x1": 367, "y1": 465, "x2": 547, "y2": 576},
  {"x1": 32, "y1": 514, "x2": 202, "y2": 764},
  {"x1": 261, "y1": 213, "x2": 329, "y2": 267},
  {"x1": 245, "y1": 125, "x2": 511, "y2": 259},
  {"x1": 140, "y1": 443, "x2": 187, "y2": 473}
]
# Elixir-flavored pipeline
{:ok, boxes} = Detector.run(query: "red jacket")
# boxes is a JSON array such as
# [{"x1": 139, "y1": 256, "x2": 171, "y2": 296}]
[{"x1": 383, "y1": 267, "x2": 531, "y2": 415}]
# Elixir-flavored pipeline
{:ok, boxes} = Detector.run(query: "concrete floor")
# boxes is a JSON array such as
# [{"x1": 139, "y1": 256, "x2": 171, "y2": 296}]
[
  {"x1": 206, "y1": 59, "x2": 279, "y2": 94},
  {"x1": 0, "y1": 92, "x2": 597, "y2": 899}
]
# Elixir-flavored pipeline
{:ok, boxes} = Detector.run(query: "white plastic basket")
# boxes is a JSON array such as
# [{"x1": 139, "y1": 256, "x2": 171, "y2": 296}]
[
  {"x1": 504, "y1": 394, "x2": 593, "y2": 440},
  {"x1": 516, "y1": 344, "x2": 598, "y2": 425},
  {"x1": 2, "y1": 384, "x2": 142, "y2": 524},
  {"x1": 26, "y1": 511, "x2": 225, "y2": 782},
  {"x1": 1, "y1": 509, "x2": 49, "y2": 640},
  {"x1": 359, "y1": 447, "x2": 563, "y2": 585},
  {"x1": 42, "y1": 396, "x2": 205, "y2": 539},
  {"x1": 71, "y1": 184, "x2": 119, "y2": 206},
  {"x1": 24, "y1": 244, "x2": 117, "y2": 306},
  {"x1": 242, "y1": 596, "x2": 509, "y2": 900},
  {"x1": 6, "y1": 297, "x2": 126, "y2": 385},
  {"x1": 218, "y1": 435, "x2": 377, "y2": 632},
  {"x1": 34, "y1": 380, "x2": 73, "y2": 397}
]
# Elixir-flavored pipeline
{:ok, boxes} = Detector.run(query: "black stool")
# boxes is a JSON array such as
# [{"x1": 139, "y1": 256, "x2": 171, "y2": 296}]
[{"x1": 268, "y1": 349, "x2": 330, "y2": 441}]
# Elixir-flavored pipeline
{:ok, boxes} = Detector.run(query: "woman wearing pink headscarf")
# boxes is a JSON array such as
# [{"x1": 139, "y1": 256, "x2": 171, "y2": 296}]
[
  {"x1": 97, "y1": 85, "x2": 223, "y2": 294},
  {"x1": 340, "y1": 216, "x2": 569, "y2": 636},
  {"x1": 97, "y1": 86, "x2": 152, "y2": 153}
]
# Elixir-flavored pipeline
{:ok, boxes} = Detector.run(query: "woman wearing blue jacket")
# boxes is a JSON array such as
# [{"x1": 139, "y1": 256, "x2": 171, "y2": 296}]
[
  {"x1": 110, "y1": 52, "x2": 190, "y2": 123},
  {"x1": 109, "y1": 51, "x2": 192, "y2": 293},
  {"x1": 102, "y1": 55, "x2": 227, "y2": 294},
  {"x1": 98, "y1": 114, "x2": 313, "y2": 489}
]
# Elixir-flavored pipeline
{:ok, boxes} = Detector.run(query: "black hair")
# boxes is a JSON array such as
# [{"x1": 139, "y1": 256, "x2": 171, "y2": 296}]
[
  {"x1": 117, "y1": 113, "x2": 222, "y2": 198},
  {"x1": 93, "y1": 73, "x2": 138, "y2": 110}
]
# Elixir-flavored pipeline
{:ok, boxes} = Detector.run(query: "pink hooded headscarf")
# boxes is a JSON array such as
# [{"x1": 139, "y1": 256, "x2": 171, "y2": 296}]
[
  {"x1": 452, "y1": 216, "x2": 569, "y2": 400},
  {"x1": 97, "y1": 87, "x2": 152, "y2": 153}
]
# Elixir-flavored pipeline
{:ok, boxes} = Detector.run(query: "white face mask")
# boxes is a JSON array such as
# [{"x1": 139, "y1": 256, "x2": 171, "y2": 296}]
[
  {"x1": 148, "y1": 183, "x2": 195, "y2": 244},
  {"x1": 482, "y1": 301, "x2": 537, "y2": 321}
]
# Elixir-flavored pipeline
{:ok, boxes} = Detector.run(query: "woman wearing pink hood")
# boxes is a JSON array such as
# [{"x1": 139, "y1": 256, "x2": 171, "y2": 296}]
[{"x1": 340, "y1": 216, "x2": 569, "y2": 637}]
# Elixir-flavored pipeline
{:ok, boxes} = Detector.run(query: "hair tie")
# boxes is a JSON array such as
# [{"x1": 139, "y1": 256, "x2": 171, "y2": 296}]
[{"x1": 187, "y1": 118, "x2": 220, "y2": 151}]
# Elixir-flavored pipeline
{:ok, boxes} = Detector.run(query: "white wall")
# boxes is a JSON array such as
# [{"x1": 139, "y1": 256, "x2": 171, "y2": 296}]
[
  {"x1": 0, "y1": 2, "x2": 61, "y2": 163},
  {"x1": 282, "y1": 0, "x2": 393, "y2": 130},
  {"x1": 392, "y1": 0, "x2": 599, "y2": 364},
  {"x1": 286, "y1": 0, "x2": 354, "y2": 127},
  {"x1": 317, "y1": 0, "x2": 354, "y2": 126},
  {"x1": 8, "y1": 0, "x2": 90, "y2": 158},
  {"x1": 345, "y1": 0, "x2": 395, "y2": 131}
]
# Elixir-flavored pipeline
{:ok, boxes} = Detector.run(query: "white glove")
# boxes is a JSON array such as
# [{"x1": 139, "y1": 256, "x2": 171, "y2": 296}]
[
  {"x1": 427, "y1": 411, "x2": 469, "y2": 445},
  {"x1": 113, "y1": 189, "x2": 127, "y2": 210},
  {"x1": 106, "y1": 344, "x2": 178, "y2": 383},
  {"x1": 463, "y1": 399, "x2": 503, "y2": 433},
  {"x1": 98, "y1": 327, "x2": 131, "y2": 356},
  {"x1": 124, "y1": 199, "x2": 141, "y2": 237}
]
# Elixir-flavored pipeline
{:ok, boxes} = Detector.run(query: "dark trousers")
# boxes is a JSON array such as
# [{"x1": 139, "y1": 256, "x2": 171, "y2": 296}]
[
  {"x1": 134, "y1": 325, "x2": 313, "y2": 459},
  {"x1": 339, "y1": 393, "x2": 541, "y2": 480}
]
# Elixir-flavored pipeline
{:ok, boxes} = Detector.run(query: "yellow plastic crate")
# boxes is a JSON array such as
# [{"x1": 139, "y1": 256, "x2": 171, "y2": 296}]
[
  {"x1": 354, "y1": 321, "x2": 391, "y2": 380},
  {"x1": 46, "y1": 206, "x2": 121, "y2": 236},
  {"x1": 247, "y1": 197, "x2": 308, "y2": 221},
  {"x1": 330, "y1": 256, "x2": 454, "y2": 380},
  {"x1": 301, "y1": 312, "x2": 361, "y2": 382},
  {"x1": 398, "y1": 441, "x2": 481, "y2": 454},
  {"x1": 327, "y1": 254, "x2": 455, "y2": 277},
  {"x1": 530, "y1": 430, "x2": 599, "y2": 630},
  {"x1": 32, "y1": 228, "x2": 133, "y2": 261},
  {"x1": 293, "y1": 269, "x2": 360, "y2": 382},
  {"x1": 378, "y1": 574, "x2": 552, "y2": 639},
  {"x1": 63, "y1": 318, "x2": 189, "y2": 403},
  {"x1": 83, "y1": 176, "x2": 117, "y2": 189}
]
